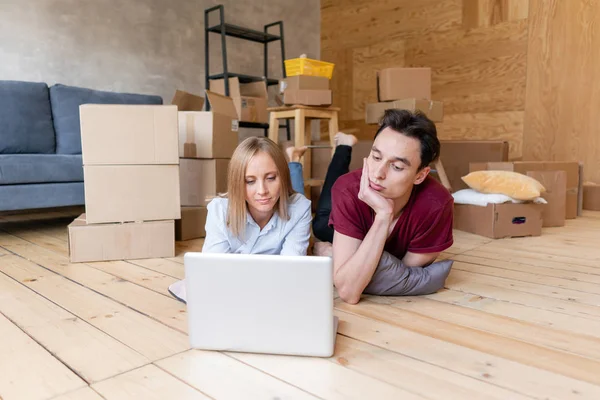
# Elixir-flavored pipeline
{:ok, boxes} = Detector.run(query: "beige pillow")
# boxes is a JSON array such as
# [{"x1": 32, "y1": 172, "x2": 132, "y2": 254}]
[{"x1": 461, "y1": 170, "x2": 546, "y2": 201}]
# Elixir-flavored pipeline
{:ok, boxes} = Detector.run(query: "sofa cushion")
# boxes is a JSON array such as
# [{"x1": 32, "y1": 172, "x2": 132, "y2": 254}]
[
  {"x1": 50, "y1": 84, "x2": 163, "y2": 154},
  {"x1": 0, "y1": 154, "x2": 83, "y2": 185},
  {"x1": 0, "y1": 182, "x2": 84, "y2": 212},
  {"x1": 0, "y1": 80, "x2": 56, "y2": 154}
]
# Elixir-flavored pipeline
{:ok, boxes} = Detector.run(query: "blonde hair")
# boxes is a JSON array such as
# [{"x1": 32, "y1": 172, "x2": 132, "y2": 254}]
[{"x1": 226, "y1": 137, "x2": 294, "y2": 239}]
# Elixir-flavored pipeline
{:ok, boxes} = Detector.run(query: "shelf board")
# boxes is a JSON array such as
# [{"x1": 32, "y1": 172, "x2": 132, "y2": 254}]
[
  {"x1": 207, "y1": 23, "x2": 281, "y2": 43},
  {"x1": 239, "y1": 121, "x2": 269, "y2": 129},
  {"x1": 236, "y1": 122, "x2": 289, "y2": 130},
  {"x1": 208, "y1": 73, "x2": 279, "y2": 86}
]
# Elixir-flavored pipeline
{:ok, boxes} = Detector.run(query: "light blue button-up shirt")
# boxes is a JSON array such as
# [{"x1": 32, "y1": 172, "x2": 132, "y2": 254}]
[{"x1": 202, "y1": 193, "x2": 312, "y2": 256}]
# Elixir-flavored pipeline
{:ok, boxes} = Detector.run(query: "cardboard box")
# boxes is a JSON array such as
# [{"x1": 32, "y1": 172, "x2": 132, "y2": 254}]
[
  {"x1": 172, "y1": 89, "x2": 205, "y2": 111},
  {"x1": 526, "y1": 171, "x2": 566, "y2": 227},
  {"x1": 84, "y1": 165, "x2": 181, "y2": 224},
  {"x1": 179, "y1": 91, "x2": 239, "y2": 159},
  {"x1": 378, "y1": 67, "x2": 431, "y2": 102},
  {"x1": 282, "y1": 76, "x2": 330, "y2": 91},
  {"x1": 80, "y1": 105, "x2": 179, "y2": 165},
  {"x1": 578, "y1": 163, "x2": 584, "y2": 216},
  {"x1": 175, "y1": 206, "x2": 208, "y2": 241},
  {"x1": 180, "y1": 158, "x2": 229, "y2": 206},
  {"x1": 436, "y1": 141, "x2": 509, "y2": 192},
  {"x1": 583, "y1": 183, "x2": 600, "y2": 211},
  {"x1": 453, "y1": 203, "x2": 544, "y2": 239},
  {"x1": 68, "y1": 214, "x2": 174, "y2": 263},
  {"x1": 365, "y1": 99, "x2": 443, "y2": 124},
  {"x1": 284, "y1": 89, "x2": 332, "y2": 106},
  {"x1": 210, "y1": 78, "x2": 268, "y2": 123},
  {"x1": 469, "y1": 161, "x2": 581, "y2": 219}
]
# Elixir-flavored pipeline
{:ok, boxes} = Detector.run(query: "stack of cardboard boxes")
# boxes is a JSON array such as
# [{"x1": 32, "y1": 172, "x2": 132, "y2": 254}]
[
  {"x1": 68, "y1": 105, "x2": 181, "y2": 263},
  {"x1": 365, "y1": 67, "x2": 443, "y2": 124},
  {"x1": 176, "y1": 91, "x2": 239, "y2": 240}
]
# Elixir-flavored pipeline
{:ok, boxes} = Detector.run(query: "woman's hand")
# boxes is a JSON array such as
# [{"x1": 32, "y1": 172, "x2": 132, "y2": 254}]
[{"x1": 358, "y1": 158, "x2": 394, "y2": 218}]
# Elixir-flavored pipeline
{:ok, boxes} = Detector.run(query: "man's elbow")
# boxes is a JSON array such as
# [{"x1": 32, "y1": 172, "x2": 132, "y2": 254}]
[{"x1": 335, "y1": 278, "x2": 361, "y2": 305}]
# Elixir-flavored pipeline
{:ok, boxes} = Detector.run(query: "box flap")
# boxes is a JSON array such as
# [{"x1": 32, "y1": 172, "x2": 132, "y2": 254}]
[
  {"x1": 240, "y1": 81, "x2": 268, "y2": 98},
  {"x1": 209, "y1": 78, "x2": 241, "y2": 98},
  {"x1": 206, "y1": 91, "x2": 238, "y2": 118},
  {"x1": 171, "y1": 89, "x2": 205, "y2": 111}
]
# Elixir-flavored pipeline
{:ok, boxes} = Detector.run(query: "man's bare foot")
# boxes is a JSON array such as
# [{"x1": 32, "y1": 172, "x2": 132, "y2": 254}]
[
  {"x1": 313, "y1": 241, "x2": 333, "y2": 257},
  {"x1": 335, "y1": 132, "x2": 358, "y2": 147},
  {"x1": 286, "y1": 146, "x2": 307, "y2": 163}
]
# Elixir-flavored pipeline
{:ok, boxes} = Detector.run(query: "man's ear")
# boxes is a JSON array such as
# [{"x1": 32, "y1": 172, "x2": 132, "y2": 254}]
[{"x1": 414, "y1": 166, "x2": 430, "y2": 185}]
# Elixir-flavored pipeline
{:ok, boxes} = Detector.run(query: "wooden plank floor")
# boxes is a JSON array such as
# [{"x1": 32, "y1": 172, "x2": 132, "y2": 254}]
[{"x1": 2, "y1": 207, "x2": 600, "y2": 399}]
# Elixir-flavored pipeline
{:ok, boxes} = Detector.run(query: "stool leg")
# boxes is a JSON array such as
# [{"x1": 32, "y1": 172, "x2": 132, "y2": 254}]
[
  {"x1": 328, "y1": 111, "x2": 339, "y2": 157},
  {"x1": 268, "y1": 112, "x2": 279, "y2": 143},
  {"x1": 304, "y1": 118, "x2": 313, "y2": 199},
  {"x1": 294, "y1": 109, "x2": 306, "y2": 167}
]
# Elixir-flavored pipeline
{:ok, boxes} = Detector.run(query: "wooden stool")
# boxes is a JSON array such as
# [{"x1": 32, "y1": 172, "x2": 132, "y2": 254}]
[{"x1": 268, "y1": 105, "x2": 340, "y2": 198}]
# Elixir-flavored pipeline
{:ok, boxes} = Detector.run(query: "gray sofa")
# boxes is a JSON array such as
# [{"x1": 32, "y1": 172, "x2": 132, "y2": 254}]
[{"x1": 0, "y1": 80, "x2": 162, "y2": 212}]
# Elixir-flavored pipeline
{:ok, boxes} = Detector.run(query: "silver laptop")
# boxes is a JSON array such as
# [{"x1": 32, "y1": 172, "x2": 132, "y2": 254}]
[{"x1": 184, "y1": 252, "x2": 337, "y2": 357}]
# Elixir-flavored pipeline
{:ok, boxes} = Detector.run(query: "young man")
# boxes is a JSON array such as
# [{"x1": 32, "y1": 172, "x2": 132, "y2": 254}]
[{"x1": 313, "y1": 109, "x2": 454, "y2": 304}]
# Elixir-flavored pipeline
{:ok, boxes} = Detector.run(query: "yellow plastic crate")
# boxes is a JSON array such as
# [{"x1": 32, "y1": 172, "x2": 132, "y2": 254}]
[{"x1": 285, "y1": 58, "x2": 335, "y2": 79}]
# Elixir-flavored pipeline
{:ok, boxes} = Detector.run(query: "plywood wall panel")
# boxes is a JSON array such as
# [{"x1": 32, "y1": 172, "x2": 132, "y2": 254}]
[
  {"x1": 322, "y1": 0, "x2": 528, "y2": 156},
  {"x1": 352, "y1": 40, "x2": 405, "y2": 120},
  {"x1": 524, "y1": 0, "x2": 600, "y2": 183},
  {"x1": 322, "y1": 0, "x2": 462, "y2": 50},
  {"x1": 438, "y1": 111, "x2": 524, "y2": 159}
]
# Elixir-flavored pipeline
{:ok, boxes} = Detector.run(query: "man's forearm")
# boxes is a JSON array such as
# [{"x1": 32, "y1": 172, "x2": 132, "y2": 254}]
[{"x1": 334, "y1": 215, "x2": 392, "y2": 303}]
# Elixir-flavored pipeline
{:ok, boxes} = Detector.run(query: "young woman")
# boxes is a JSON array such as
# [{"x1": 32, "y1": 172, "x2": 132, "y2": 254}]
[{"x1": 169, "y1": 136, "x2": 313, "y2": 303}]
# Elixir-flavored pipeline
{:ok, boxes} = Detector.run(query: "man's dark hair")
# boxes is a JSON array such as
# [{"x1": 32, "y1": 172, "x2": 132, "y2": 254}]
[{"x1": 375, "y1": 109, "x2": 440, "y2": 170}]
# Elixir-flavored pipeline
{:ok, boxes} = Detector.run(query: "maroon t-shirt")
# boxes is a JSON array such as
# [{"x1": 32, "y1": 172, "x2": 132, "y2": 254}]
[{"x1": 328, "y1": 170, "x2": 454, "y2": 259}]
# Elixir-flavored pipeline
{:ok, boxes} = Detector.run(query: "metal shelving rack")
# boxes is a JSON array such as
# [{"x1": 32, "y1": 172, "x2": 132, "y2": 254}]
[{"x1": 204, "y1": 4, "x2": 290, "y2": 139}]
